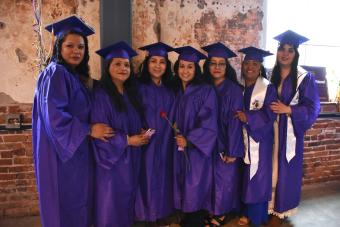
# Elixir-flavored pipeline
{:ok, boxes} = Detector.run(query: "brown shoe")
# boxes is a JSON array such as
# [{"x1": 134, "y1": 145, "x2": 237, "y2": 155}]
[{"x1": 267, "y1": 215, "x2": 283, "y2": 227}]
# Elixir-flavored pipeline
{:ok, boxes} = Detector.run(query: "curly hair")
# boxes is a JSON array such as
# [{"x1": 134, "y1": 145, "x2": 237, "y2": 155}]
[
  {"x1": 51, "y1": 30, "x2": 90, "y2": 86},
  {"x1": 138, "y1": 55, "x2": 173, "y2": 89},
  {"x1": 270, "y1": 44, "x2": 300, "y2": 92}
]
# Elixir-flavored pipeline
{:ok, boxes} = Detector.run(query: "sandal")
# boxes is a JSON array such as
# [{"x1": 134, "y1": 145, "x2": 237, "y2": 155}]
[
  {"x1": 205, "y1": 214, "x2": 226, "y2": 227},
  {"x1": 237, "y1": 216, "x2": 250, "y2": 226}
]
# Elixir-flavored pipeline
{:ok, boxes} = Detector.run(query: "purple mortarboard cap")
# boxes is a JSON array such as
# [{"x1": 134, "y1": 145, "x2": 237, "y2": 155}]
[
  {"x1": 139, "y1": 42, "x2": 174, "y2": 57},
  {"x1": 96, "y1": 41, "x2": 138, "y2": 60},
  {"x1": 238, "y1": 46, "x2": 273, "y2": 62},
  {"x1": 274, "y1": 30, "x2": 309, "y2": 48},
  {"x1": 45, "y1": 15, "x2": 95, "y2": 37},
  {"x1": 201, "y1": 42, "x2": 237, "y2": 58},
  {"x1": 174, "y1": 46, "x2": 207, "y2": 63}
]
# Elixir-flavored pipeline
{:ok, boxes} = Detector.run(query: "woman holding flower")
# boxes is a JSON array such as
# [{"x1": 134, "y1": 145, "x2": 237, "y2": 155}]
[
  {"x1": 134, "y1": 42, "x2": 176, "y2": 225},
  {"x1": 171, "y1": 46, "x2": 218, "y2": 227},
  {"x1": 235, "y1": 47, "x2": 277, "y2": 227}
]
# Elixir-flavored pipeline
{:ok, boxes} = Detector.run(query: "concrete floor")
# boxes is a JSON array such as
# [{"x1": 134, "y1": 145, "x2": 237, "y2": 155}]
[{"x1": 1, "y1": 181, "x2": 339, "y2": 227}]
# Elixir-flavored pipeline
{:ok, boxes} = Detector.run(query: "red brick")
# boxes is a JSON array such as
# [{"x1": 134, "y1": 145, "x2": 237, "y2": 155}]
[
  {"x1": 2, "y1": 135, "x2": 28, "y2": 143},
  {"x1": 13, "y1": 157, "x2": 32, "y2": 165},
  {"x1": 0, "y1": 143, "x2": 23, "y2": 150},
  {"x1": 0, "y1": 159, "x2": 12, "y2": 165},
  {"x1": 326, "y1": 144, "x2": 340, "y2": 150},
  {"x1": 0, "y1": 106, "x2": 7, "y2": 113},
  {"x1": 7, "y1": 106, "x2": 20, "y2": 114},
  {"x1": 1, "y1": 151, "x2": 12, "y2": 158},
  {"x1": 0, "y1": 173, "x2": 16, "y2": 181},
  {"x1": 12, "y1": 148, "x2": 26, "y2": 156},
  {"x1": 4, "y1": 207, "x2": 29, "y2": 217},
  {"x1": 0, "y1": 167, "x2": 9, "y2": 173},
  {"x1": 306, "y1": 129, "x2": 322, "y2": 136}
]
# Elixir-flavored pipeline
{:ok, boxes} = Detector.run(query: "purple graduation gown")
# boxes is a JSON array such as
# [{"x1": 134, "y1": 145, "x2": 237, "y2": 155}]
[
  {"x1": 91, "y1": 86, "x2": 142, "y2": 227},
  {"x1": 211, "y1": 79, "x2": 244, "y2": 215},
  {"x1": 242, "y1": 83, "x2": 277, "y2": 204},
  {"x1": 172, "y1": 84, "x2": 218, "y2": 212},
  {"x1": 32, "y1": 62, "x2": 93, "y2": 227},
  {"x1": 274, "y1": 73, "x2": 320, "y2": 212},
  {"x1": 135, "y1": 83, "x2": 175, "y2": 221}
]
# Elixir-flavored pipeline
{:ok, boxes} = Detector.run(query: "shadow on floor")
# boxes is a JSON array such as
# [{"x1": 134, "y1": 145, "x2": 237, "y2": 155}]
[{"x1": 1, "y1": 181, "x2": 339, "y2": 227}]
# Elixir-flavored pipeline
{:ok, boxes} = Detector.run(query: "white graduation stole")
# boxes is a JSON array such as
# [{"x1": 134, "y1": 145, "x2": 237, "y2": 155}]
[
  {"x1": 286, "y1": 67, "x2": 307, "y2": 163},
  {"x1": 243, "y1": 76, "x2": 270, "y2": 180}
]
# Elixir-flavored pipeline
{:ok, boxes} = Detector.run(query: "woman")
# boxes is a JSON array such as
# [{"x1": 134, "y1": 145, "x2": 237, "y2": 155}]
[
  {"x1": 32, "y1": 15, "x2": 113, "y2": 227},
  {"x1": 235, "y1": 46, "x2": 277, "y2": 227},
  {"x1": 268, "y1": 30, "x2": 320, "y2": 226},
  {"x1": 201, "y1": 42, "x2": 244, "y2": 226},
  {"x1": 92, "y1": 41, "x2": 149, "y2": 227},
  {"x1": 134, "y1": 42, "x2": 176, "y2": 224},
  {"x1": 171, "y1": 46, "x2": 218, "y2": 227}
]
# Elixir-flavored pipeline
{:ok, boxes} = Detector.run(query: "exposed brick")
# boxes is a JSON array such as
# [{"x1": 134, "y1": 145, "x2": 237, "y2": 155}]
[
  {"x1": 0, "y1": 173, "x2": 16, "y2": 181},
  {"x1": 1, "y1": 150, "x2": 12, "y2": 158},
  {"x1": 0, "y1": 159, "x2": 12, "y2": 165},
  {"x1": 2, "y1": 135, "x2": 29, "y2": 143},
  {"x1": 0, "y1": 106, "x2": 7, "y2": 113},
  {"x1": 13, "y1": 157, "x2": 32, "y2": 165}
]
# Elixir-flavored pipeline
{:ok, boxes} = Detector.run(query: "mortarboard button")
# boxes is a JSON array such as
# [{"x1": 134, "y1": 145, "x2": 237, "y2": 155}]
[
  {"x1": 45, "y1": 15, "x2": 95, "y2": 37},
  {"x1": 201, "y1": 42, "x2": 237, "y2": 59},
  {"x1": 238, "y1": 46, "x2": 273, "y2": 62},
  {"x1": 274, "y1": 30, "x2": 309, "y2": 48},
  {"x1": 139, "y1": 42, "x2": 174, "y2": 57},
  {"x1": 174, "y1": 46, "x2": 207, "y2": 63},
  {"x1": 96, "y1": 41, "x2": 138, "y2": 60}
]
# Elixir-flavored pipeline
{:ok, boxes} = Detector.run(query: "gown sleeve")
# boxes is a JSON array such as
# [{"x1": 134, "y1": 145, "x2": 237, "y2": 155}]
[
  {"x1": 245, "y1": 85, "x2": 277, "y2": 142},
  {"x1": 186, "y1": 87, "x2": 218, "y2": 157},
  {"x1": 220, "y1": 87, "x2": 244, "y2": 157},
  {"x1": 91, "y1": 89, "x2": 128, "y2": 170},
  {"x1": 44, "y1": 65, "x2": 90, "y2": 162},
  {"x1": 290, "y1": 74, "x2": 320, "y2": 135}
]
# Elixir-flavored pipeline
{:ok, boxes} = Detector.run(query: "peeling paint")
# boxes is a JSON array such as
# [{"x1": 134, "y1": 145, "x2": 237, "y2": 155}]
[
  {"x1": 15, "y1": 48, "x2": 28, "y2": 63},
  {"x1": 0, "y1": 22, "x2": 5, "y2": 29}
]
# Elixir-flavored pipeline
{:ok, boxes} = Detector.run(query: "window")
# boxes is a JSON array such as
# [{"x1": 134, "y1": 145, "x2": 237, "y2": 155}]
[{"x1": 265, "y1": 0, "x2": 340, "y2": 101}]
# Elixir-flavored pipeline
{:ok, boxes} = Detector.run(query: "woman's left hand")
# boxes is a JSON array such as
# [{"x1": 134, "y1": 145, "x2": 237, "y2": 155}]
[{"x1": 270, "y1": 100, "x2": 292, "y2": 114}]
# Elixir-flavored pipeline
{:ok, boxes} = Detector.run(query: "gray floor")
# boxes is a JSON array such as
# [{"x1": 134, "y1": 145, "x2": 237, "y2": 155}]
[{"x1": 0, "y1": 181, "x2": 339, "y2": 227}]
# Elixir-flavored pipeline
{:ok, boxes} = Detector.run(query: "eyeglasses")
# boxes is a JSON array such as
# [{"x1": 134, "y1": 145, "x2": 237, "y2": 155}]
[{"x1": 209, "y1": 62, "x2": 226, "y2": 68}]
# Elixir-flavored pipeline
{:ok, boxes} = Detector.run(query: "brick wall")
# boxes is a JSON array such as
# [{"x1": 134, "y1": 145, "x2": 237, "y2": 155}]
[
  {"x1": 0, "y1": 103, "x2": 340, "y2": 217},
  {"x1": 303, "y1": 118, "x2": 340, "y2": 184},
  {"x1": 0, "y1": 104, "x2": 39, "y2": 218}
]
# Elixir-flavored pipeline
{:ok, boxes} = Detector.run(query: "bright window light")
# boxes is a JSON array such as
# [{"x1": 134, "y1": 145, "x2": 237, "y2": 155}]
[{"x1": 265, "y1": 0, "x2": 340, "y2": 102}]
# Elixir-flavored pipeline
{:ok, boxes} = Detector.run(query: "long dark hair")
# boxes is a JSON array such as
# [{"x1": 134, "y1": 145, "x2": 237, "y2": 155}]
[
  {"x1": 270, "y1": 44, "x2": 300, "y2": 92},
  {"x1": 51, "y1": 30, "x2": 90, "y2": 86},
  {"x1": 170, "y1": 59, "x2": 205, "y2": 94},
  {"x1": 203, "y1": 57, "x2": 239, "y2": 85},
  {"x1": 101, "y1": 59, "x2": 141, "y2": 113},
  {"x1": 138, "y1": 55, "x2": 173, "y2": 88}
]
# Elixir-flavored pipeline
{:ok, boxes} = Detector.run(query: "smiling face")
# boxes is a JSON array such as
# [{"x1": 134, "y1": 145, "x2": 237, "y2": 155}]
[
  {"x1": 60, "y1": 33, "x2": 85, "y2": 68},
  {"x1": 242, "y1": 59, "x2": 261, "y2": 83},
  {"x1": 178, "y1": 60, "x2": 195, "y2": 86},
  {"x1": 109, "y1": 58, "x2": 131, "y2": 83},
  {"x1": 277, "y1": 44, "x2": 296, "y2": 68},
  {"x1": 148, "y1": 56, "x2": 167, "y2": 81}
]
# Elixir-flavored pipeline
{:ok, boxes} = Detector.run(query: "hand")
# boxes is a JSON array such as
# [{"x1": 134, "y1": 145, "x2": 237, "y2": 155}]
[
  {"x1": 175, "y1": 135, "x2": 187, "y2": 148},
  {"x1": 90, "y1": 123, "x2": 114, "y2": 142},
  {"x1": 235, "y1": 111, "x2": 247, "y2": 123},
  {"x1": 224, "y1": 156, "x2": 236, "y2": 163},
  {"x1": 127, "y1": 134, "x2": 150, "y2": 147},
  {"x1": 270, "y1": 100, "x2": 292, "y2": 114}
]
